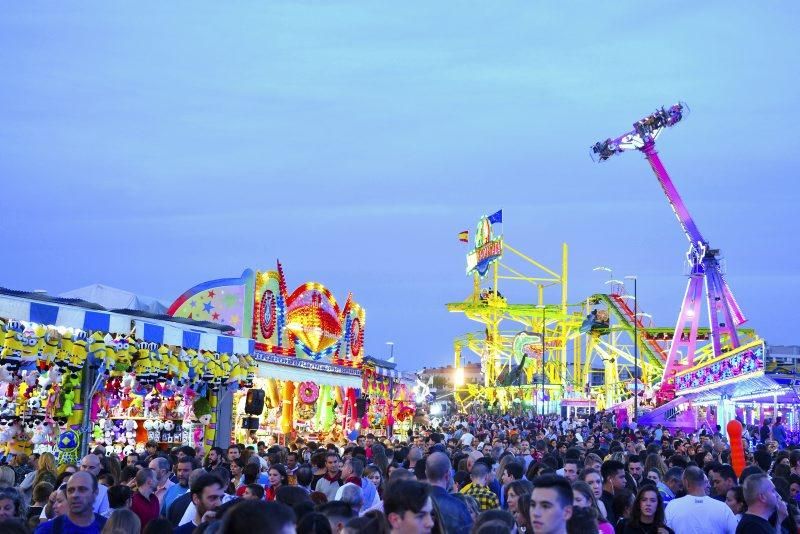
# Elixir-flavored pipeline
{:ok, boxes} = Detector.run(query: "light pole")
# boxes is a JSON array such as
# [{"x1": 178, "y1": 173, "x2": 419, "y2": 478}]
[
  {"x1": 536, "y1": 304, "x2": 546, "y2": 418},
  {"x1": 625, "y1": 275, "x2": 638, "y2": 422}
]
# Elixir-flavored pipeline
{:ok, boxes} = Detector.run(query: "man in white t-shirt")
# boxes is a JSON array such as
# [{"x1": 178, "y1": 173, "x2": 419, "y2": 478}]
[{"x1": 665, "y1": 466, "x2": 738, "y2": 534}]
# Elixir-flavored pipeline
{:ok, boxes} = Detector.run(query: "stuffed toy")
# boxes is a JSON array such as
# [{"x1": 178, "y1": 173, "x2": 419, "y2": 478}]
[
  {"x1": 68, "y1": 331, "x2": 88, "y2": 372},
  {"x1": 41, "y1": 328, "x2": 61, "y2": 369},
  {"x1": 1, "y1": 320, "x2": 24, "y2": 371},
  {"x1": 135, "y1": 442, "x2": 146, "y2": 455},
  {"x1": 20, "y1": 325, "x2": 41, "y2": 366}
]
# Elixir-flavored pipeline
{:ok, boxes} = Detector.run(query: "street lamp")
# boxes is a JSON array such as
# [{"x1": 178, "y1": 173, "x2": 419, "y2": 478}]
[
  {"x1": 536, "y1": 304, "x2": 546, "y2": 418},
  {"x1": 624, "y1": 275, "x2": 638, "y2": 422}
]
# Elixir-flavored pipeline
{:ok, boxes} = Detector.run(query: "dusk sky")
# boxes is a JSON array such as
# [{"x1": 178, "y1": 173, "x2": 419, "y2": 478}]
[{"x1": 2, "y1": 3, "x2": 797, "y2": 372}]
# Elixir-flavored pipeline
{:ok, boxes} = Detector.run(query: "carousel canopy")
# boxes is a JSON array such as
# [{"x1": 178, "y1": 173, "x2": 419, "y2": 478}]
[{"x1": 60, "y1": 284, "x2": 168, "y2": 315}]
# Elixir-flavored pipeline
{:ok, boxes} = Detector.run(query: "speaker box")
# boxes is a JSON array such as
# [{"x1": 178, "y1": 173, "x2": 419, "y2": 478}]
[
  {"x1": 245, "y1": 389, "x2": 265, "y2": 415},
  {"x1": 241, "y1": 416, "x2": 259, "y2": 430}
]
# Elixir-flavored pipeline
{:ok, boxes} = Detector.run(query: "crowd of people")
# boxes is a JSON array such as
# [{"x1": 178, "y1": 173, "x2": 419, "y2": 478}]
[{"x1": 0, "y1": 410, "x2": 797, "y2": 534}]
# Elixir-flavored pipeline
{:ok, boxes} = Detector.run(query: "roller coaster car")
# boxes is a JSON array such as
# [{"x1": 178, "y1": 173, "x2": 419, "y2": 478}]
[{"x1": 580, "y1": 309, "x2": 610, "y2": 334}]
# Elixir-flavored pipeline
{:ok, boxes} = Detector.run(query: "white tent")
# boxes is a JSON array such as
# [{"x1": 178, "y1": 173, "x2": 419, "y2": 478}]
[{"x1": 59, "y1": 284, "x2": 168, "y2": 314}]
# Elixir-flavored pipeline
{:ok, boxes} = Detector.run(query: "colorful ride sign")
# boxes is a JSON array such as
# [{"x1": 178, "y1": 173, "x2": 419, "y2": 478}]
[{"x1": 466, "y1": 214, "x2": 503, "y2": 276}]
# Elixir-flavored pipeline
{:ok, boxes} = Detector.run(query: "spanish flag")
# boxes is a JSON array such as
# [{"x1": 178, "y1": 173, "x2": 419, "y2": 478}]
[{"x1": 458, "y1": 230, "x2": 469, "y2": 243}]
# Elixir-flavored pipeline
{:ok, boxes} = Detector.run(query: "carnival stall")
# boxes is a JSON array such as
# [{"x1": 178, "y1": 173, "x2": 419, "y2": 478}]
[
  {"x1": 360, "y1": 358, "x2": 418, "y2": 439},
  {"x1": 0, "y1": 288, "x2": 256, "y2": 464},
  {"x1": 168, "y1": 263, "x2": 369, "y2": 445}
]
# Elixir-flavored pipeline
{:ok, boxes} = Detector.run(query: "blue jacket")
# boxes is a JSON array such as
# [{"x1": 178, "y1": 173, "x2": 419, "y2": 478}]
[{"x1": 429, "y1": 485, "x2": 473, "y2": 534}]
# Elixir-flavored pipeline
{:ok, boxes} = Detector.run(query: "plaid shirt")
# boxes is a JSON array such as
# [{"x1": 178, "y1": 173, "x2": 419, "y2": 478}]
[{"x1": 462, "y1": 483, "x2": 499, "y2": 511}]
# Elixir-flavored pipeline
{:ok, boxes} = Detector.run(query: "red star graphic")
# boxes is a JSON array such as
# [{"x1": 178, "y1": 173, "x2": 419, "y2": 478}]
[
  {"x1": 208, "y1": 290, "x2": 216, "y2": 298},
  {"x1": 212, "y1": 312, "x2": 220, "y2": 320}
]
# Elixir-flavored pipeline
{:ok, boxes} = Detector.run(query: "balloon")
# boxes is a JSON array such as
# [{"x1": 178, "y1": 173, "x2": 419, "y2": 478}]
[{"x1": 727, "y1": 419, "x2": 746, "y2": 478}]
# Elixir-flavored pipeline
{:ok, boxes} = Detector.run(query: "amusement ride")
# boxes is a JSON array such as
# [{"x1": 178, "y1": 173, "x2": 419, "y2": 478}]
[{"x1": 449, "y1": 104, "x2": 765, "y2": 428}]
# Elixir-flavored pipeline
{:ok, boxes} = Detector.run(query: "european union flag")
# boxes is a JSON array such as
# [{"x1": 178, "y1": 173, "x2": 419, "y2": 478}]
[{"x1": 488, "y1": 209, "x2": 503, "y2": 224}]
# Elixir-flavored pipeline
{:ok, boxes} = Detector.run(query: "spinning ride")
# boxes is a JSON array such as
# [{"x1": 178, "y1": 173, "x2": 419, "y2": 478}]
[{"x1": 591, "y1": 103, "x2": 761, "y2": 410}]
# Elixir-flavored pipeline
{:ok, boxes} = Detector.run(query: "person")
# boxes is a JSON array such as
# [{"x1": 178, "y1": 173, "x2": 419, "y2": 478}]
[
  {"x1": 736, "y1": 473, "x2": 787, "y2": 534},
  {"x1": 315, "y1": 452, "x2": 342, "y2": 502},
  {"x1": 265, "y1": 465, "x2": 288, "y2": 501},
  {"x1": 664, "y1": 466, "x2": 737, "y2": 534},
  {"x1": 623, "y1": 485, "x2": 674, "y2": 534},
  {"x1": 772, "y1": 417, "x2": 787, "y2": 450},
  {"x1": 601, "y1": 460, "x2": 627, "y2": 524},
  {"x1": 0, "y1": 487, "x2": 25, "y2": 522},
  {"x1": 173, "y1": 474, "x2": 224, "y2": 534},
  {"x1": 297, "y1": 511, "x2": 334, "y2": 534},
  {"x1": 571, "y1": 481, "x2": 614, "y2": 534},
  {"x1": 229, "y1": 458, "x2": 246, "y2": 493},
  {"x1": 425, "y1": 452, "x2": 473, "y2": 534},
  {"x1": 130, "y1": 468, "x2": 159, "y2": 531},
  {"x1": 529, "y1": 475, "x2": 573, "y2": 534},
  {"x1": 204, "y1": 447, "x2": 224, "y2": 471},
  {"x1": 562, "y1": 459, "x2": 579, "y2": 484},
  {"x1": 105, "y1": 484, "x2": 133, "y2": 519},
  {"x1": 101, "y1": 508, "x2": 140, "y2": 534},
  {"x1": 628, "y1": 455, "x2": 644, "y2": 488},
  {"x1": 725, "y1": 486, "x2": 746, "y2": 521},
  {"x1": 660, "y1": 468, "x2": 683, "y2": 505},
  {"x1": 21, "y1": 452, "x2": 59, "y2": 504},
  {"x1": 44, "y1": 486, "x2": 68, "y2": 521},
  {"x1": 146, "y1": 457, "x2": 174, "y2": 508},
  {"x1": 35, "y1": 471, "x2": 107, "y2": 534},
  {"x1": 760, "y1": 419, "x2": 771, "y2": 445},
  {"x1": 318, "y1": 501, "x2": 355, "y2": 533},
  {"x1": 242, "y1": 484, "x2": 265, "y2": 500},
  {"x1": 218, "y1": 499, "x2": 296, "y2": 534},
  {"x1": 141, "y1": 517, "x2": 172, "y2": 534},
  {"x1": 581, "y1": 468, "x2": 608, "y2": 519},
  {"x1": 709, "y1": 464, "x2": 737, "y2": 502},
  {"x1": 165, "y1": 468, "x2": 205, "y2": 527},
  {"x1": 363, "y1": 466, "x2": 384, "y2": 500},
  {"x1": 226, "y1": 444, "x2": 240, "y2": 464},
  {"x1": 344, "y1": 509, "x2": 391, "y2": 534},
  {"x1": 461, "y1": 464, "x2": 499, "y2": 512},
  {"x1": 159, "y1": 458, "x2": 192, "y2": 516},
  {"x1": 384, "y1": 479, "x2": 434, "y2": 534},
  {"x1": 79, "y1": 454, "x2": 111, "y2": 515},
  {"x1": 28, "y1": 482, "x2": 54, "y2": 525}
]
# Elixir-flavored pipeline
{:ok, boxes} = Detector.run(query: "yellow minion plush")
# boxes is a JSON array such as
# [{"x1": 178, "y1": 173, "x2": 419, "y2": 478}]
[
  {"x1": 1, "y1": 320, "x2": 24, "y2": 370},
  {"x1": 41, "y1": 327, "x2": 61, "y2": 368},
  {"x1": 69, "y1": 331, "x2": 88, "y2": 371}
]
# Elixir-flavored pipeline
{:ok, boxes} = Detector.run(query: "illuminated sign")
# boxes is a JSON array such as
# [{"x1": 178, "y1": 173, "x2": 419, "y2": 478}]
[{"x1": 466, "y1": 214, "x2": 503, "y2": 276}]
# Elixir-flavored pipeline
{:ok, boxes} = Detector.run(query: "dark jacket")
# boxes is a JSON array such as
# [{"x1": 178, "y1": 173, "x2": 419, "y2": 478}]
[{"x1": 429, "y1": 485, "x2": 473, "y2": 534}]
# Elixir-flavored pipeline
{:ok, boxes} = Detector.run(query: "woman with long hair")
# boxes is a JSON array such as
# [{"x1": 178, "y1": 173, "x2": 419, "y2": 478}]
[
  {"x1": 235, "y1": 463, "x2": 260, "y2": 497},
  {"x1": 642, "y1": 454, "x2": 667, "y2": 479},
  {"x1": 506, "y1": 480, "x2": 533, "y2": 532},
  {"x1": 265, "y1": 465, "x2": 289, "y2": 501},
  {"x1": 622, "y1": 485, "x2": 673, "y2": 534},
  {"x1": 229, "y1": 458, "x2": 246, "y2": 492},
  {"x1": 725, "y1": 486, "x2": 746, "y2": 521},
  {"x1": 371, "y1": 444, "x2": 390, "y2": 478},
  {"x1": 101, "y1": 508, "x2": 141, "y2": 534},
  {"x1": 363, "y1": 466, "x2": 384, "y2": 500},
  {"x1": 581, "y1": 468, "x2": 608, "y2": 519},
  {"x1": 43, "y1": 486, "x2": 67, "y2": 520},
  {"x1": 514, "y1": 493, "x2": 534, "y2": 533},
  {"x1": 0, "y1": 487, "x2": 26, "y2": 522},
  {"x1": 572, "y1": 481, "x2": 614, "y2": 534},
  {"x1": 19, "y1": 452, "x2": 58, "y2": 505}
]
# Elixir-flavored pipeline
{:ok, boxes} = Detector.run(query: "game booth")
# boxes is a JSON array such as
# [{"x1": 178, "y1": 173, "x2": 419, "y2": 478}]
[
  {"x1": 0, "y1": 288, "x2": 256, "y2": 465},
  {"x1": 167, "y1": 263, "x2": 370, "y2": 445},
  {"x1": 360, "y1": 357, "x2": 418, "y2": 440}
]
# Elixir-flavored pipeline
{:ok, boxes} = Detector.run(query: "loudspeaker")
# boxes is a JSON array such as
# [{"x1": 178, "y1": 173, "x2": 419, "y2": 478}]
[
  {"x1": 356, "y1": 398, "x2": 369, "y2": 418},
  {"x1": 241, "y1": 417, "x2": 260, "y2": 430},
  {"x1": 245, "y1": 389, "x2": 265, "y2": 415}
]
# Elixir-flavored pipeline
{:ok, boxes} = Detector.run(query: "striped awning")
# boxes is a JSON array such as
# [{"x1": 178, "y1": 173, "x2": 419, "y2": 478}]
[{"x1": 0, "y1": 293, "x2": 254, "y2": 355}]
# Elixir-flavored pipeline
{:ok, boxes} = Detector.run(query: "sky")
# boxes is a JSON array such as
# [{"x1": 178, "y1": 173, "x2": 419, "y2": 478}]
[{"x1": 1, "y1": 2, "x2": 798, "y2": 373}]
